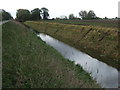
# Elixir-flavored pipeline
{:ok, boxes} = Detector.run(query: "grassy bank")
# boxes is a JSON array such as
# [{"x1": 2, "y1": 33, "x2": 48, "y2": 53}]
[
  {"x1": 2, "y1": 21, "x2": 99, "y2": 88},
  {"x1": 24, "y1": 21, "x2": 118, "y2": 69},
  {"x1": 0, "y1": 23, "x2": 2, "y2": 89}
]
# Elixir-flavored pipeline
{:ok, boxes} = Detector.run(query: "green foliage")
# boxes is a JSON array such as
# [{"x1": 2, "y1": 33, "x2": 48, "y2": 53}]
[
  {"x1": 41, "y1": 7, "x2": 49, "y2": 19},
  {"x1": 69, "y1": 14, "x2": 75, "y2": 20},
  {"x1": 104, "y1": 17, "x2": 108, "y2": 19},
  {"x1": 79, "y1": 10, "x2": 87, "y2": 20},
  {"x1": 15, "y1": 7, "x2": 50, "y2": 21},
  {"x1": 16, "y1": 9, "x2": 30, "y2": 22},
  {"x1": 31, "y1": 8, "x2": 42, "y2": 20},
  {"x1": 1, "y1": 10, "x2": 13, "y2": 21},
  {"x1": 79, "y1": 10, "x2": 97, "y2": 20},
  {"x1": 87, "y1": 10, "x2": 96, "y2": 19}
]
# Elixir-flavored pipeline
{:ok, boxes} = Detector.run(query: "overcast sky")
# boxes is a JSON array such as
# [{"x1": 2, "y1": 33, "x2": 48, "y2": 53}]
[{"x1": 0, "y1": 0, "x2": 119, "y2": 19}]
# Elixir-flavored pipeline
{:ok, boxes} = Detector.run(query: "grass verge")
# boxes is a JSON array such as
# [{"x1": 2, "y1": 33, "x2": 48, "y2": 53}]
[{"x1": 2, "y1": 20, "x2": 99, "y2": 88}]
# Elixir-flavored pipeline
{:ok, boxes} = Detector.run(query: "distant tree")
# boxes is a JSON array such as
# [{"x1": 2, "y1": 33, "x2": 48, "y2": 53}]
[
  {"x1": 56, "y1": 17, "x2": 60, "y2": 20},
  {"x1": 79, "y1": 10, "x2": 87, "y2": 20},
  {"x1": 16, "y1": 9, "x2": 30, "y2": 22},
  {"x1": 31, "y1": 8, "x2": 41, "y2": 20},
  {"x1": 51, "y1": 18, "x2": 55, "y2": 20},
  {"x1": 95, "y1": 17, "x2": 101, "y2": 19},
  {"x1": 87, "y1": 10, "x2": 96, "y2": 19},
  {"x1": 115, "y1": 17, "x2": 118, "y2": 19},
  {"x1": 79, "y1": 10, "x2": 97, "y2": 20},
  {"x1": 69, "y1": 14, "x2": 75, "y2": 20},
  {"x1": 60, "y1": 15, "x2": 67, "y2": 20},
  {"x1": 41, "y1": 7, "x2": 49, "y2": 19},
  {"x1": 1, "y1": 10, "x2": 13, "y2": 21},
  {"x1": 104, "y1": 17, "x2": 108, "y2": 19},
  {"x1": 64, "y1": 16, "x2": 67, "y2": 20},
  {"x1": 74, "y1": 17, "x2": 81, "y2": 20}
]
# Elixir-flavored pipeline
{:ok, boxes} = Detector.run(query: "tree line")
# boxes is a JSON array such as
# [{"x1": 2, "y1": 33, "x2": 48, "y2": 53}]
[
  {"x1": 59, "y1": 10, "x2": 100, "y2": 20},
  {"x1": 1, "y1": 8, "x2": 118, "y2": 21},
  {"x1": 79, "y1": 10, "x2": 99, "y2": 20},
  {"x1": 16, "y1": 7, "x2": 49, "y2": 22}
]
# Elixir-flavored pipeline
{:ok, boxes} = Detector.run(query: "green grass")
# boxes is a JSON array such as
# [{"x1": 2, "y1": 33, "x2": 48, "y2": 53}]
[
  {"x1": 2, "y1": 20, "x2": 99, "y2": 88},
  {"x1": 41, "y1": 19, "x2": 118, "y2": 28},
  {"x1": 0, "y1": 24, "x2": 2, "y2": 89},
  {"x1": 24, "y1": 21, "x2": 118, "y2": 69}
]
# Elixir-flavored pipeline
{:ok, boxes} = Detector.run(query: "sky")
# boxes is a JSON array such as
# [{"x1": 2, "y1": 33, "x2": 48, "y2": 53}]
[{"x1": 0, "y1": 0, "x2": 119, "y2": 19}]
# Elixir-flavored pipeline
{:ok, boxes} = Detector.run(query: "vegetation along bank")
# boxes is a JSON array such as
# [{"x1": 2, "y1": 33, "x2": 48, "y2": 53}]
[
  {"x1": 3, "y1": 20, "x2": 99, "y2": 88},
  {"x1": 25, "y1": 21, "x2": 118, "y2": 69}
]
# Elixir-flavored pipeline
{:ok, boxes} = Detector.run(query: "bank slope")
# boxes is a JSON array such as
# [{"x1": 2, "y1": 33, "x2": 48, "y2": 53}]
[
  {"x1": 24, "y1": 21, "x2": 118, "y2": 69},
  {"x1": 2, "y1": 21, "x2": 99, "y2": 88}
]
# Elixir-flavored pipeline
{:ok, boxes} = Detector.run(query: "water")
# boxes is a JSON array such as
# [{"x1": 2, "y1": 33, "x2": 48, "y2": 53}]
[{"x1": 37, "y1": 33, "x2": 119, "y2": 88}]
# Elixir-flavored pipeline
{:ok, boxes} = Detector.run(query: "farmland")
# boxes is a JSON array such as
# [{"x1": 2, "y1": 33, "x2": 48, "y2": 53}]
[{"x1": 41, "y1": 19, "x2": 118, "y2": 28}]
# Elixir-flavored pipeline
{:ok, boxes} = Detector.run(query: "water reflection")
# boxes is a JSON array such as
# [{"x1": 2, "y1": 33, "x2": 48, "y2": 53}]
[{"x1": 37, "y1": 33, "x2": 119, "y2": 88}]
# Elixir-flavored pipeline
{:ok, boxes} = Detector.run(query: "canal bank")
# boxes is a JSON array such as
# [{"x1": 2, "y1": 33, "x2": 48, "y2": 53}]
[
  {"x1": 24, "y1": 21, "x2": 118, "y2": 69},
  {"x1": 24, "y1": 21, "x2": 119, "y2": 88},
  {"x1": 37, "y1": 33, "x2": 119, "y2": 88},
  {"x1": 3, "y1": 20, "x2": 99, "y2": 88}
]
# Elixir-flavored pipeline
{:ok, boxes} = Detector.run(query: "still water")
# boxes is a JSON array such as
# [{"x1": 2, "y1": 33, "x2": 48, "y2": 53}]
[{"x1": 37, "y1": 33, "x2": 119, "y2": 88}]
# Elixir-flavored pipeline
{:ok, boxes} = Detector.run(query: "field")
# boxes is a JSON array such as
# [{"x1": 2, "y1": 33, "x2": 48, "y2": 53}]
[
  {"x1": 25, "y1": 20, "x2": 118, "y2": 69},
  {"x1": 2, "y1": 20, "x2": 99, "y2": 88},
  {"x1": 41, "y1": 19, "x2": 118, "y2": 28}
]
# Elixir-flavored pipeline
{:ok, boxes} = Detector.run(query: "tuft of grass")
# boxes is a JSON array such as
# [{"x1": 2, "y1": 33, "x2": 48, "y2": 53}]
[{"x1": 3, "y1": 20, "x2": 99, "y2": 88}]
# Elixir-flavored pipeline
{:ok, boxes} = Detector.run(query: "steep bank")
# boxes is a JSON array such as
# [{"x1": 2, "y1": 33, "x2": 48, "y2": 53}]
[
  {"x1": 2, "y1": 21, "x2": 99, "y2": 88},
  {"x1": 25, "y1": 21, "x2": 118, "y2": 69}
]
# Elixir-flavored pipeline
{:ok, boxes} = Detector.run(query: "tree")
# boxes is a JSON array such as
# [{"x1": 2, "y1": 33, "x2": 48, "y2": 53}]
[
  {"x1": 16, "y1": 9, "x2": 30, "y2": 22},
  {"x1": 63, "y1": 16, "x2": 67, "y2": 20},
  {"x1": 87, "y1": 10, "x2": 96, "y2": 19},
  {"x1": 79, "y1": 10, "x2": 87, "y2": 20},
  {"x1": 31, "y1": 8, "x2": 41, "y2": 20},
  {"x1": 41, "y1": 7, "x2": 49, "y2": 19},
  {"x1": 1, "y1": 10, "x2": 13, "y2": 21},
  {"x1": 69, "y1": 14, "x2": 75, "y2": 20},
  {"x1": 79, "y1": 10, "x2": 97, "y2": 20},
  {"x1": 115, "y1": 17, "x2": 118, "y2": 19},
  {"x1": 104, "y1": 17, "x2": 108, "y2": 19},
  {"x1": 60, "y1": 15, "x2": 67, "y2": 20}
]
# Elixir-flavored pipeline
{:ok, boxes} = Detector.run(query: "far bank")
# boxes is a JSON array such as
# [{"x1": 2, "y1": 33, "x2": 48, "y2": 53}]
[{"x1": 25, "y1": 21, "x2": 118, "y2": 69}]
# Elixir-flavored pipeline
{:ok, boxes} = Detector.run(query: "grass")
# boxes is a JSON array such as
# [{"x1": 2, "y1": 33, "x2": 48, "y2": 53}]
[
  {"x1": 40, "y1": 19, "x2": 118, "y2": 28},
  {"x1": 2, "y1": 20, "x2": 99, "y2": 88},
  {"x1": 0, "y1": 23, "x2": 2, "y2": 89},
  {"x1": 24, "y1": 21, "x2": 118, "y2": 69}
]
